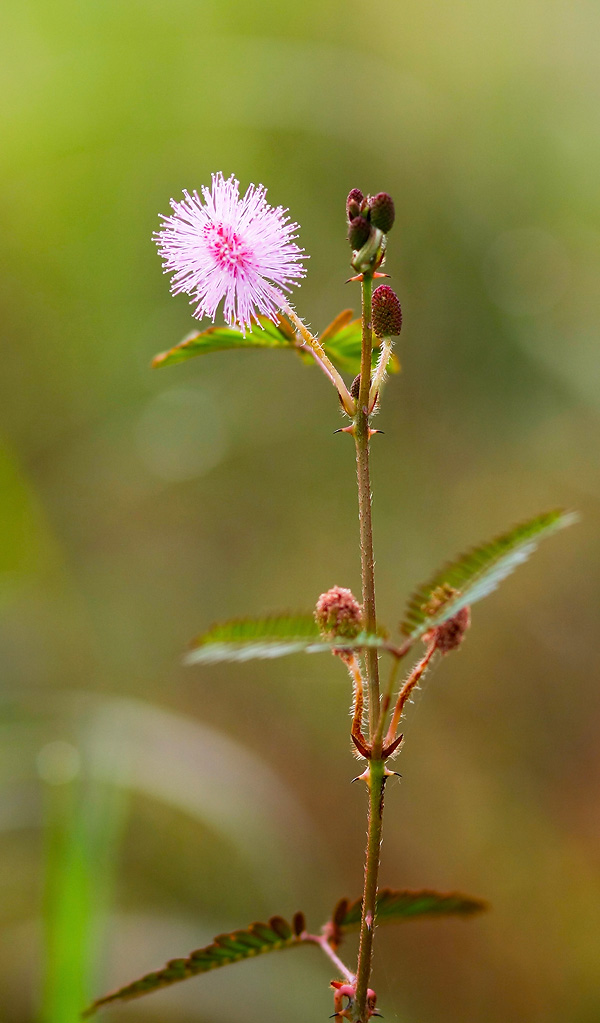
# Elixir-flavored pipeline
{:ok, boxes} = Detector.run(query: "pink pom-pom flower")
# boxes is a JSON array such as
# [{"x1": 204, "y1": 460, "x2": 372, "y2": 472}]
[{"x1": 154, "y1": 172, "x2": 307, "y2": 334}]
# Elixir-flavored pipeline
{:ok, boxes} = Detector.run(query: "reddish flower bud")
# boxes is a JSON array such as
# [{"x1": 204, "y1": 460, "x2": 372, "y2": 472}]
[
  {"x1": 350, "y1": 374, "x2": 362, "y2": 399},
  {"x1": 422, "y1": 587, "x2": 471, "y2": 654},
  {"x1": 372, "y1": 284, "x2": 402, "y2": 337},
  {"x1": 315, "y1": 586, "x2": 363, "y2": 640},
  {"x1": 348, "y1": 216, "x2": 371, "y2": 250},
  {"x1": 368, "y1": 192, "x2": 395, "y2": 233},
  {"x1": 346, "y1": 188, "x2": 364, "y2": 222},
  {"x1": 428, "y1": 606, "x2": 471, "y2": 654}
]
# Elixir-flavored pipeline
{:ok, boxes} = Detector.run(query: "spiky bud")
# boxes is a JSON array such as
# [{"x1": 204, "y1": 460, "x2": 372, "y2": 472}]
[
  {"x1": 315, "y1": 586, "x2": 363, "y2": 640},
  {"x1": 348, "y1": 216, "x2": 371, "y2": 251},
  {"x1": 368, "y1": 192, "x2": 395, "y2": 233},
  {"x1": 372, "y1": 285, "x2": 402, "y2": 338},
  {"x1": 346, "y1": 188, "x2": 364, "y2": 222},
  {"x1": 350, "y1": 374, "x2": 362, "y2": 399}
]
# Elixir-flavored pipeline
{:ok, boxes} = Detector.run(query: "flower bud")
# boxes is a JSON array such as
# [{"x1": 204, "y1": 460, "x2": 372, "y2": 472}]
[
  {"x1": 351, "y1": 228, "x2": 386, "y2": 274},
  {"x1": 429, "y1": 606, "x2": 471, "y2": 654},
  {"x1": 315, "y1": 586, "x2": 363, "y2": 640},
  {"x1": 350, "y1": 374, "x2": 362, "y2": 399},
  {"x1": 372, "y1": 285, "x2": 402, "y2": 337},
  {"x1": 346, "y1": 188, "x2": 364, "y2": 222},
  {"x1": 348, "y1": 216, "x2": 371, "y2": 251},
  {"x1": 368, "y1": 192, "x2": 395, "y2": 233},
  {"x1": 422, "y1": 585, "x2": 471, "y2": 654}
]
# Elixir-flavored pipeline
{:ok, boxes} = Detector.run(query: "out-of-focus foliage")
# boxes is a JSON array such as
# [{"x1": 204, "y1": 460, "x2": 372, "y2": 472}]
[{"x1": 0, "y1": 0, "x2": 599, "y2": 1022}]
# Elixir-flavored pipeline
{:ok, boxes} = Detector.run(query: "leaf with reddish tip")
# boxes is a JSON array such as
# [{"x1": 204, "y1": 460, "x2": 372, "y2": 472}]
[
  {"x1": 400, "y1": 509, "x2": 577, "y2": 642},
  {"x1": 333, "y1": 888, "x2": 488, "y2": 929},
  {"x1": 83, "y1": 915, "x2": 305, "y2": 1016},
  {"x1": 318, "y1": 309, "x2": 355, "y2": 345}
]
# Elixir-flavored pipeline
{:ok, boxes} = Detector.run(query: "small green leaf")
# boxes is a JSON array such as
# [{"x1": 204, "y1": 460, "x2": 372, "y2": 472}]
[
  {"x1": 400, "y1": 509, "x2": 577, "y2": 641},
  {"x1": 152, "y1": 315, "x2": 296, "y2": 368},
  {"x1": 184, "y1": 614, "x2": 388, "y2": 665},
  {"x1": 319, "y1": 315, "x2": 400, "y2": 377},
  {"x1": 333, "y1": 888, "x2": 487, "y2": 929},
  {"x1": 83, "y1": 914, "x2": 306, "y2": 1015}
]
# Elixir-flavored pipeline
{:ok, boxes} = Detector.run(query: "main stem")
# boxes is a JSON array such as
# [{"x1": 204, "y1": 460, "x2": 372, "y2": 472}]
[{"x1": 353, "y1": 274, "x2": 385, "y2": 1022}]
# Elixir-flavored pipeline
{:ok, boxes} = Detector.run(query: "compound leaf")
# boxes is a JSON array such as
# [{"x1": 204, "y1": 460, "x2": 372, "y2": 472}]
[
  {"x1": 400, "y1": 509, "x2": 577, "y2": 641},
  {"x1": 184, "y1": 614, "x2": 387, "y2": 665},
  {"x1": 333, "y1": 888, "x2": 487, "y2": 930},
  {"x1": 83, "y1": 913, "x2": 306, "y2": 1015},
  {"x1": 152, "y1": 315, "x2": 295, "y2": 368}
]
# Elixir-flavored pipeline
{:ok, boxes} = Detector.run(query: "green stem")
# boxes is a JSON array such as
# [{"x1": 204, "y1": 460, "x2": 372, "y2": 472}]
[
  {"x1": 352, "y1": 273, "x2": 384, "y2": 1022},
  {"x1": 354, "y1": 274, "x2": 380, "y2": 743},
  {"x1": 353, "y1": 759, "x2": 385, "y2": 1020}
]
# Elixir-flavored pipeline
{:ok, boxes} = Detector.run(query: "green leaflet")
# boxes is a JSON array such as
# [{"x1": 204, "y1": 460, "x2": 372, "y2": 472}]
[
  {"x1": 184, "y1": 614, "x2": 387, "y2": 665},
  {"x1": 82, "y1": 913, "x2": 306, "y2": 1015},
  {"x1": 332, "y1": 888, "x2": 487, "y2": 929},
  {"x1": 151, "y1": 309, "x2": 399, "y2": 378},
  {"x1": 152, "y1": 315, "x2": 295, "y2": 367},
  {"x1": 400, "y1": 509, "x2": 577, "y2": 641}
]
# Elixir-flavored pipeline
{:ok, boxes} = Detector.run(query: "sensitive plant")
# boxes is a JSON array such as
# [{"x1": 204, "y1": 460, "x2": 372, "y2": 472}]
[{"x1": 84, "y1": 176, "x2": 575, "y2": 1020}]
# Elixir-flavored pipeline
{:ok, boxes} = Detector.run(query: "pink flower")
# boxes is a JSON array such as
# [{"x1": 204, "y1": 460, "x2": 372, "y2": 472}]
[{"x1": 154, "y1": 172, "x2": 306, "y2": 333}]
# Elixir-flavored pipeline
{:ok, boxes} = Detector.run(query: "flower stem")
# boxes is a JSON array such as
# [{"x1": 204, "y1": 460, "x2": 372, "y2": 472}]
[{"x1": 352, "y1": 273, "x2": 384, "y2": 1022}]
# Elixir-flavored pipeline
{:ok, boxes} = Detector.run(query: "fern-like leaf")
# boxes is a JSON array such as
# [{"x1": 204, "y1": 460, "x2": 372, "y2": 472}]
[
  {"x1": 83, "y1": 913, "x2": 306, "y2": 1015},
  {"x1": 184, "y1": 614, "x2": 387, "y2": 665},
  {"x1": 332, "y1": 888, "x2": 487, "y2": 930},
  {"x1": 400, "y1": 509, "x2": 577, "y2": 641},
  {"x1": 152, "y1": 315, "x2": 296, "y2": 368}
]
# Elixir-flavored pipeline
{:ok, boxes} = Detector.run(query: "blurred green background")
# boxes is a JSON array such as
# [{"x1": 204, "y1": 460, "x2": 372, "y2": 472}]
[{"x1": 1, "y1": 1, "x2": 599, "y2": 1021}]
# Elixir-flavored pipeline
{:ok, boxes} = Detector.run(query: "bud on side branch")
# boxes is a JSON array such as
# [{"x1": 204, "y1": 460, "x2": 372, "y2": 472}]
[
  {"x1": 315, "y1": 586, "x2": 363, "y2": 640},
  {"x1": 372, "y1": 285, "x2": 402, "y2": 338}
]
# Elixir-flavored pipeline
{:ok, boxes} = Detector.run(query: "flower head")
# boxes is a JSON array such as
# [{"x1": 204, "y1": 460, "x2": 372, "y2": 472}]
[
  {"x1": 154, "y1": 173, "x2": 306, "y2": 333},
  {"x1": 314, "y1": 586, "x2": 363, "y2": 640}
]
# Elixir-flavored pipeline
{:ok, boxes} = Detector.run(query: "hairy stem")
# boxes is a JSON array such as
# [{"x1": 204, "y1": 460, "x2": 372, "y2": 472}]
[
  {"x1": 354, "y1": 274, "x2": 380, "y2": 741},
  {"x1": 353, "y1": 273, "x2": 384, "y2": 1022},
  {"x1": 353, "y1": 759, "x2": 385, "y2": 1020},
  {"x1": 280, "y1": 300, "x2": 355, "y2": 414},
  {"x1": 384, "y1": 643, "x2": 436, "y2": 748}
]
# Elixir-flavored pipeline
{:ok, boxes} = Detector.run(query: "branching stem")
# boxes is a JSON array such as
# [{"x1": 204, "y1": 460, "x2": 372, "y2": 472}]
[{"x1": 384, "y1": 642, "x2": 436, "y2": 749}]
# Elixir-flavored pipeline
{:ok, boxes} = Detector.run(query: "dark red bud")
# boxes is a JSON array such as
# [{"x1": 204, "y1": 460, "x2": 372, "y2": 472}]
[
  {"x1": 372, "y1": 284, "x2": 402, "y2": 337},
  {"x1": 348, "y1": 216, "x2": 371, "y2": 250},
  {"x1": 346, "y1": 188, "x2": 364, "y2": 222},
  {"x1": 369, "y1": 192, "x2": 395, "y2": 233}
]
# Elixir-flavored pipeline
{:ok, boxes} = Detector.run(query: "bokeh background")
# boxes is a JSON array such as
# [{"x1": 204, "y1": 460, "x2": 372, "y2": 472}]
[{"x1": 1, "y1": 1, "x2": 599, "y2": 1021}]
